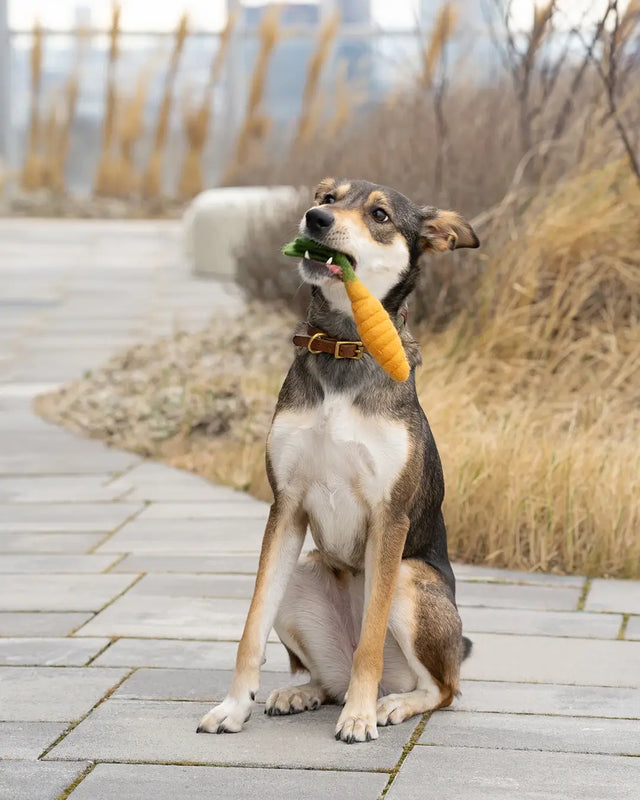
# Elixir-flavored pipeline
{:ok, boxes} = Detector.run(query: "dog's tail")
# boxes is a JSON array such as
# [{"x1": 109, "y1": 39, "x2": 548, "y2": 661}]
[{"x1": 461, "y1": 635, "x2": 473, "y2": 661}]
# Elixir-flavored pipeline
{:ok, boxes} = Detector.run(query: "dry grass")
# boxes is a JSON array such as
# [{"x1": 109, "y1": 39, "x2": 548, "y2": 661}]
[
  {"x1": 21, "y1": 22, "x2": 45, "y2": 190},
  {"x1": 221, "y1": 5, "x2": 281, "y2": 184},
  {"x1": 94, "y1": 4, "x2": 122, "y2": 196},
  {"x1": 178, "y1": 12, "x2": 237, "y2": 199},
  {"x1": 142, "y1": 14, "x2": 189, "y2": 199}
]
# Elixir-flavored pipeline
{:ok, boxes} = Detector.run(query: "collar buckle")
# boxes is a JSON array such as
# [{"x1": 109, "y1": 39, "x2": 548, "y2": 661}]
[{"x1": 335, "y1": 340, "x2": 364, "y2": 359}]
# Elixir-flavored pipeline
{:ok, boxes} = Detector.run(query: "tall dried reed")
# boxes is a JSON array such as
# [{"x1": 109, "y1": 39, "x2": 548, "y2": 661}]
[
  {"x1": 421, "y1": 2, "x2": 457, "y2": 88},
  {"x1": 94, "y1": 4, "x2": 121, "y2": 196},
  {"x1": 43, "y1": 27, "x2": 88, "y2": 193},
  {"x1": 178, "y1": 12, "x2": 237, "y2": 199},
  {"x1": 114, "y1": 61, "x2": 153, "y2": 197},
  {"x1": 142, "y1": 14, "x2": 189, "y2": 199},
  {"x1": 293, "y1": 11, "x2": 340, "y2": 147},
  {"x1": 21, "y1": 22, "x2": 45, "y2": 190},
  {"x1": 222, "y1": 5, "x2": 281, "y2": 184}
]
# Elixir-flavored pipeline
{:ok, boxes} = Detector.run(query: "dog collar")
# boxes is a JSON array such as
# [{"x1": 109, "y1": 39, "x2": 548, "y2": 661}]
[{"x1": 292, "y1": 307, "x2": 408, "y2": 361}]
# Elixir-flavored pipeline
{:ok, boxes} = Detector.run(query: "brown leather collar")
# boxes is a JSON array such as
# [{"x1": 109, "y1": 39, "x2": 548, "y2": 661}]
[
  {"x1": 293, "y1": 325, "x2": 365, "y2": 360},
  {"x1": 292, "y1": 307, "x2": 408, "y2": 361}
]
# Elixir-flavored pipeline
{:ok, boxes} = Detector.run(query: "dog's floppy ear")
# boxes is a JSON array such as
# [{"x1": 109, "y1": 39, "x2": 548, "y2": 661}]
[{"x1": 420, "y1": 207, "x2": 479, "y2": 252}]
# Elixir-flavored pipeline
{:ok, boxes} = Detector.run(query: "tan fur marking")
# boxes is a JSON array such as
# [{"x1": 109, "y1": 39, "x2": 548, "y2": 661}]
[
  {"x1": 367, "y1": 190, "x2": 388, "y2": 208},
  {"x1": 335, "y1": 182, "x2": 351, "y2": 200},
  {"x1": 314, "y1": 177, "x2": 336, "y2": 203}
]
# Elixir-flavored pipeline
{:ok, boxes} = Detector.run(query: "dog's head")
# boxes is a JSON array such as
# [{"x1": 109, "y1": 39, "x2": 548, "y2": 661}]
[{"x1": 298, "y1": 177, "x2": 479, "y2": 314}]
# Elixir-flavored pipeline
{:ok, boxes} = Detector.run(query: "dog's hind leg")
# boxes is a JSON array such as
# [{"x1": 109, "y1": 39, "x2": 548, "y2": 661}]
[
  {"x1": 266, "y1": 552, "x2": 357, "y2": 715},
  {"x1": 376, "y1": 558, "x2": 466, "y2": 727}
]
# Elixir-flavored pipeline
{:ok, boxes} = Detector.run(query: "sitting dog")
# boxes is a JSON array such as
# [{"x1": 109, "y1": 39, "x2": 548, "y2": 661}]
[{"x1": 198, "y1": 178, "x2": 478, "y2": 743}]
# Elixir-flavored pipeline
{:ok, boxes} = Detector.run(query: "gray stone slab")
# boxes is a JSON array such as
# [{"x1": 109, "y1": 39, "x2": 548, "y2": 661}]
[
  {"x1": 67, "y1": 763, "x2": 389, "y2": 800},
  {"x1": 110, "y1": 554, "x2": 260, "y2": 574},
  {"x1": 0, "y1": 666, "x2": 129, "y2": 721},
  {"x1": 113, "y1": 668, "x2": 294, "y2": 702},
  {"x1": 586, "y1": 579, "x2": 640, "y2": 614},
  {"x1": 74, "y1": 593, "x2": 271, "y2": 640},
  {"x1": 457, "y1": 582, "x2": 580, "y2": 611},
  {"x1": 0, "y1": 721, "x2": 67, "y2": 758},
  {"x1": 0, "y1": 637, "x2": 110, "y2": 666},
  {"x1": 453, "y1": 564, "x2": 585, "y2": 587},
  {"x1": 0, "y1": 612, "x2": 92, "y2": 637},
  {"x1": 137, "y1": 502, "x2": 269, "y2": 520},
  {"x1": 460, "y1": 607, "x2": 621, "y2": 639},
  {"x1": 0, "y1": 435, "x2": 139, "y2": 475},
  {"x1": 452, "y1": 680, "x2": 640, "y2": 719},
  {"x1": 419, "y1": 710, "x2": 640, "y2": 755},
  {"x1": 0, "y1": 761, "x2": 90, "y2": 800},
  {"x1": 129, "y1": 573, "x2": 256, "y2": 600},
  {"x1": 0, "y1": 475, "x2": 131, "y2": 503},
  {"x1": 0, "y1": 502, "x2": 142, "y2": 532},
  {"x1": 96, "y1": 518, "x2": 265, "y2": 554},
  {"x1": 0, "y1": 574, "x2": 137, "y2": 612},
  {"x1": 46, "y1": 698, "x2": 412, "y2": 770},
  {"x1": 91, "y1": 638, "x2": 289, "y2": 671},
  {"x1": 0, "y1": 532, "x2": 105, "y2": 553},
  {"x1": 461, "y1": 633, "x2": 640, "y2": 686},
  {"x1": 386, "y1": 746, "x2": 638, "y2": 799},
  {"x1": 625, "y1": 615, "x2": 640, "y2": 640},
  {"x1": 0, "y1": 554, "x2": 121, "y2": 573}
]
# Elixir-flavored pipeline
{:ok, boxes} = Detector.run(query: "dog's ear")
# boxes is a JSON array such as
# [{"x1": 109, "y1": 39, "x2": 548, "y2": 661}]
[
  {"x1": 314, "y1": 177, "x2": 337, "y2": 204},
  {"x1": 420, "y1": 207, "x2": 479, "y2": 252}
]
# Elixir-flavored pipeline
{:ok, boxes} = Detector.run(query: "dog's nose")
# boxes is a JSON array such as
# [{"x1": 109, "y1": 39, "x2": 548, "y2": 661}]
[{"x1": 305, "y1": 207, "x2": 334, "y2": 234}]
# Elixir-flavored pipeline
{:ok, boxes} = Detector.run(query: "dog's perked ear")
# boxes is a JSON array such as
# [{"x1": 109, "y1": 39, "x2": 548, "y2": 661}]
[{"x1": 419, "y1": 207, "x2": 479, "y2": 252}]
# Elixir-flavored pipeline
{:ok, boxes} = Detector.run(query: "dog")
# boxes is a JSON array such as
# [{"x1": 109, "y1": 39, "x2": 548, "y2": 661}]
[{"x1": 197, "y1": 178, "x2": 478, "y2": 743}]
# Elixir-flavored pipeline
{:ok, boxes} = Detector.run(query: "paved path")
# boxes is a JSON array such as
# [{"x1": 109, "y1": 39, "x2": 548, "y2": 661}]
[{"x1": 0, "y1": 219, "x2": 638, "y2": 800}]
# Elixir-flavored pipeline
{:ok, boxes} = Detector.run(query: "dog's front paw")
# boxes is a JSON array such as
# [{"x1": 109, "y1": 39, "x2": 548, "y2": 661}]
[
  {"x1": 197, "y1": 696, "x2": 253, "y2": 734},
  {"x1": 335, "y1": 707, "x2": 378, "y2": 744}
]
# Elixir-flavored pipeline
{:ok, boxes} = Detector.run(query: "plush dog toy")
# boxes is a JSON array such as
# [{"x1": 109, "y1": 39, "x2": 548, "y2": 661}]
[{"x1": 282, "y1": 236, "x2": 410, "y2": 382}]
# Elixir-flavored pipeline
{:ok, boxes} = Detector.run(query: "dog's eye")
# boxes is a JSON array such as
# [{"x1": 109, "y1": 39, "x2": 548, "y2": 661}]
[
  {"x1": 372, "y1": 208, "x2": 389, "y2": 223},
  {"x1": 323, "y1": 194, "x2": 336, "y2": 204}
]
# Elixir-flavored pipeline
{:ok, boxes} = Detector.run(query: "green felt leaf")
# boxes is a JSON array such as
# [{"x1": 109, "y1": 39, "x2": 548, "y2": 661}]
[{"x1": 282, "y1": 237, "x2": 352, "y2": 275}]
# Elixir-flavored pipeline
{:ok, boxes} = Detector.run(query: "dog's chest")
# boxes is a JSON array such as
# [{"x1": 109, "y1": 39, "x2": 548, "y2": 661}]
[{"x1": 269, "y1": 394, "x2": 409, "y2": 568}]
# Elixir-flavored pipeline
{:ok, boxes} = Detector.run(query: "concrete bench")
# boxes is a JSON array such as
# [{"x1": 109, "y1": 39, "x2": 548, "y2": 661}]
[{"x1": 183, "y1": 185, "x2": 303, "y2": 279}]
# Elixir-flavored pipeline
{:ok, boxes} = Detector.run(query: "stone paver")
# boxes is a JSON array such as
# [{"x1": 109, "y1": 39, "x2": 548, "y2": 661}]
[
  {"x1": 1, "y1": 220, "x2": 638, "y2": 800},
  {"x1": 625, "y1": 615, "x2": 640, "y2": 640},
  {"x1": 0, "y1": 666, "x2": 129, "y2": 721},
  {"x1": 461, "y1": 633, "x2": 640, "y2": 686},
  {"x1": 46, "y1": 698, "x2": 412, "y2": 770},
  {"x1": 586, "y1": 579, "x2": 640, "y2": 614},
  {"x1": 420, "y1": 711, "x2": 640, "y2": 755},
  {"x1": 91, "y1": 638, "x2": 289, "y2": 671},
  {"x1": 451, "y1": 680, "x2": 640, "y2": 719},
  {"x1": 112, "y1": 668, "x2": 294, "y2": 702},
  {"x1": 0, "y1": 637, "x2": 110, "y2": 666},
  {"x1": 0, "y1": 612, "x2": 92, "y2": 637},
  {"x1": 0, "y1": 761, "x2": 90, "y2": 800},
  {"x1": 96, "y1": 518, "x2": 265, "y2": 554},
  {"x1": 0, "y1": 574, "x2": 137, "y2": 612},
  {"x1": 67, "y1": 763, "x2": 389, "y2": 800},
  {"x1": 385, "y1": 747, "x2": 638, "y2": 799},
  {"x1": 460, "y1": 607, "x2": 621, "y2": 638},
  {"x1": 0, "y1": 532, "x2": 106, "y2": 553},
  {"x1": 0, "y1": 721, "x2": 68, "y2": 759},
  {"x1": 0, "y1": 554, "x2": 120, "y2": 573}
]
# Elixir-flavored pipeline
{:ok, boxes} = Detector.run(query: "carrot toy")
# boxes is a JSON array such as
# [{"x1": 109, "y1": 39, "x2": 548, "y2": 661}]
[{"x1": 282, "y1": 237, "x2": 410, "y2": 382}]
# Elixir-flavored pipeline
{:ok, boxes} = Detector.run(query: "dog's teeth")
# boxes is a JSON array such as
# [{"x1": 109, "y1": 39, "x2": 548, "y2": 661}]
[
  {"x1": 304, "y1": 250, "x2": 310, "y2": 260},
  {"x1": 326, "y1": 256, "x2": 333, "y2": 265}
]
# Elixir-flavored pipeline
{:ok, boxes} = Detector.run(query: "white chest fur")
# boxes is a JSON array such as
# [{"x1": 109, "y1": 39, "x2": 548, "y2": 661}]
[{"x1": 268, "y1": 394, "x2": 409, "y2": 568}]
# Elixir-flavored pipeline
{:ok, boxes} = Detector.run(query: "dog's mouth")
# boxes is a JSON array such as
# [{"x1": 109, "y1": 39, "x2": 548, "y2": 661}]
[{"x1": 283, "y1": 236, "x2": 356, "y2": 279}]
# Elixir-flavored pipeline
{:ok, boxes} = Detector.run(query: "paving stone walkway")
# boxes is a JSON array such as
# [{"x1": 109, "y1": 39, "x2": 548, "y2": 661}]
[{"x1": 0, "y1": 219, "x2": 638, "y2": 800}]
